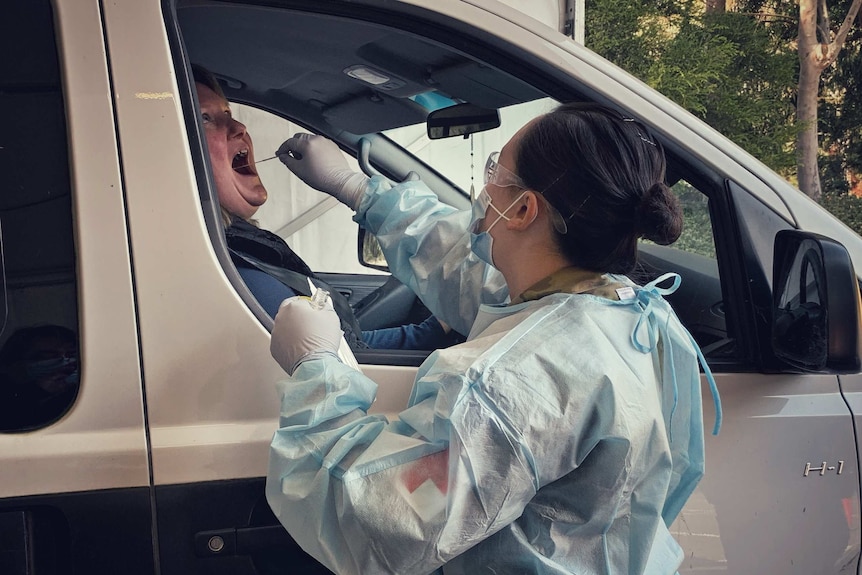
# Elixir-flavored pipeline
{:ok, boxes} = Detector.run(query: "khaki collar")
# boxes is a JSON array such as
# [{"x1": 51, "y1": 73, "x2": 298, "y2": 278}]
[{"x1": 511, "y1": 266, "x2": 623, "y2": 304}]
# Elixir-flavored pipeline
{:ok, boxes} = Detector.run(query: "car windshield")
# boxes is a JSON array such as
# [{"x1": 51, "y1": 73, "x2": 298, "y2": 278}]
[{"x1": 384, "y1": 98, "x2": 558, "y2": 195}]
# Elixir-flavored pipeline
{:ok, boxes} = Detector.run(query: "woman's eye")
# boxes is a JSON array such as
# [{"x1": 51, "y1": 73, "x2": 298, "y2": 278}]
[{"x1": 201, "y1": 113, "x2": 212, "y2": 123}]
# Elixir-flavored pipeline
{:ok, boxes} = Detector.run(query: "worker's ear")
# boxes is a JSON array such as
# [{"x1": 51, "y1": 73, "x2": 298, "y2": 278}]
[{"x1": 505, "y1": 190, "x2": 539, "y2": 231}]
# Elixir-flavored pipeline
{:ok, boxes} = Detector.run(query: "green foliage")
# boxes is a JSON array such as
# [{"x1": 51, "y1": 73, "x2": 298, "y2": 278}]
[
  {"x1": 647, "y1": 19, "x2": 739, "y2": 116},
  {"x1": 821, "y1": 153, "x2": 851, "y2": 196},
  {"x1": 586, "y1": 2, "x2": 798, "y2": 175},
  {"x1": 699, "y1": 12, "x2": 799, "y2": 174},
  {"x1": 821, "y1": 28, "x2": 862, "y2": 192},
  {"x1": 741, "y1": 0, "x2": 861, "y2": 184},
  {"x1": 585, "y1": 0, "x2": 655, "y2": 78},
  {"x1": 672, "y1": 180, "x2": 716, "y2": 258},
  {"x1": 586, "y1": 0, "x2": 862, "y2": 236},
  {"x1": 821, "y1": 191, "x2": 862, "y2": 236}
]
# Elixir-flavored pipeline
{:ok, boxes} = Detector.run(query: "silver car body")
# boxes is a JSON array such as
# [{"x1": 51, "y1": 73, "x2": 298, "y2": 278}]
[{"x1": 0, "y1": 1, "x2": 859, "y2": 573}]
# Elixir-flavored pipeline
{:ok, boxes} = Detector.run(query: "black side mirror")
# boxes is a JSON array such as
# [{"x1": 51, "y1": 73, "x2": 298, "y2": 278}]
[
  {"x1": 357, "y1": 227, "x2": 389, "y2": 272},
  {"x1": 772, "y1": 230, "x2": 862, "y2": 372},
  {"x1": 426, "y1": 103, "x2": 500, "y2": 139}
]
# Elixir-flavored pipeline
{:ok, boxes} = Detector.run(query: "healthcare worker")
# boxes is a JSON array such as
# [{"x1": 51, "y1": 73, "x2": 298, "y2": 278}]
[{"x1": 266, "y1": 102, "x2": 721, "y2": 575}]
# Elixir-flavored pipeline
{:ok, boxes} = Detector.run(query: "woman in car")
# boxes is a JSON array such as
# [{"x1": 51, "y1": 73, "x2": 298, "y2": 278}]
[
  {"x1": 193, "y1": 65, "x2": 454, "y2": 350},
  {"x1": 266, "y1": 103, "x2": 721, "y2": 574}
]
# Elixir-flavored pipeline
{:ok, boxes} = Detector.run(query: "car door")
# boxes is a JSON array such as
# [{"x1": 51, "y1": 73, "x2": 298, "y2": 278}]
[
  {"x1": 664, "y1": 178, "x2": 860, "y2": 574},
  {"x1": 373, "y1": 87, "x2": 862, "y2": 574},
  {"x1": 122, "y1": 0, "x2": 862, "y2": 573}
]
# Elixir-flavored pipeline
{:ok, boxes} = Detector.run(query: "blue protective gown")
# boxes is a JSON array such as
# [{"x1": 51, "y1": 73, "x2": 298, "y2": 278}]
[{"x1": 266, "y1": 177, "x2": 720, "y2": 574}]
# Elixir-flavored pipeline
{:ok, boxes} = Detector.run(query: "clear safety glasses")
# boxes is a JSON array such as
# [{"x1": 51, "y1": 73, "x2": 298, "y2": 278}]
[
  {"x1": 480, "y1": 151, "x2": 569, "y2": 235},
  {"x1": 484, "y1": 151, "x2": 526, "y2": 189}
]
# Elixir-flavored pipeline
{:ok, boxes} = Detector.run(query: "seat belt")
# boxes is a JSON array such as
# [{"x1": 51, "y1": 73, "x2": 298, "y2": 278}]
[{"x1": 228, "y1": 248, "x2": 367, "y2": 352}]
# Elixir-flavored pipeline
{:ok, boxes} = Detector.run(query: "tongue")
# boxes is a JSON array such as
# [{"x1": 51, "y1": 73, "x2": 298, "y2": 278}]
[{"x1": 232, "y1": 154, "x2": 254, "y2": 175}]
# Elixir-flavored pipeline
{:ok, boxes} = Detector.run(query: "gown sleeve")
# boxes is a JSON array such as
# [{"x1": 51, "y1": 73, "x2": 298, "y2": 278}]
[
  {"x1": 353, "y1": 176, "x2": 508, "y2": 337},
  {"x1": 265, "y1": 354, "x2": 539, "y2": 575}
]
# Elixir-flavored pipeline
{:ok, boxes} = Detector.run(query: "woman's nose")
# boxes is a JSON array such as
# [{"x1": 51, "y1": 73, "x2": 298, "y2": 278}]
[{"x1": 228, "y1": 118, "x2": 247, "y2": 138}]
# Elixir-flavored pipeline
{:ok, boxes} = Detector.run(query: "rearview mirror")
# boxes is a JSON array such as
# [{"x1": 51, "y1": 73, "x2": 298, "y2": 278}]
[
  {"x1": 772, "y1": 230, "x2": 862, "y2": 372},
  {"x1": 427, "y1": 103, "x2": 500, "y2": 139}
]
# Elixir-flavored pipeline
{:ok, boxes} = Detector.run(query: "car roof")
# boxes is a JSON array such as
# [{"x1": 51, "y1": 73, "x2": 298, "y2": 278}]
[{"x1": 176, "y1": 1, "x2": 546, "y2": 135}]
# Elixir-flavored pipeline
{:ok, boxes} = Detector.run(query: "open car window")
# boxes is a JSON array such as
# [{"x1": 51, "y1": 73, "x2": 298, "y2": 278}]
[
  {"x1": 230, "y1": 103, "x2": 379, "y2": 275},
  {"x1": 175, "y1": 0, "x2": 739, "y2": 365},
  {"x1": 638, "y1": 181, "x2": 728, "y2": 357}
]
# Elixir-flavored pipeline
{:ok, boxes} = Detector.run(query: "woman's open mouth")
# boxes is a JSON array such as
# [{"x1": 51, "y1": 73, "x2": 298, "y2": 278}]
[{"x1": 232, "y1": 149, "x2": 256, "y2": 176}]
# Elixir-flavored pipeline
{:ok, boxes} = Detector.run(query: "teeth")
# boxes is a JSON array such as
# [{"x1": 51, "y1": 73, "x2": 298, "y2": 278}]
[{"x1": 233, "y1": 149, "x2": 251, "y2": 172}]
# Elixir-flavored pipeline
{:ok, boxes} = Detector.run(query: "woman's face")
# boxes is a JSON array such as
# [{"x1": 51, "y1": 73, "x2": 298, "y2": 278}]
[
  {"x1": 474, "y1": 125, "x2": 528, "y2": 234},
  {"x1": 197, "y1": 82, "x2": 268, "y2": 219}
]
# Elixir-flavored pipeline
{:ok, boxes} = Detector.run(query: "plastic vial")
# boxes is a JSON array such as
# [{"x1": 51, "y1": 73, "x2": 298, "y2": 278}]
[{"x1": 310, "y1": 288, "x2": 329, "y2": 310}]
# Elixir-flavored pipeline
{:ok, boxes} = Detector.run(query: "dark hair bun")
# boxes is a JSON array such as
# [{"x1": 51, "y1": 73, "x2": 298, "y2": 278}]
[{"x1": 635, "y1": 183, "x2": 683, "y2": 245}]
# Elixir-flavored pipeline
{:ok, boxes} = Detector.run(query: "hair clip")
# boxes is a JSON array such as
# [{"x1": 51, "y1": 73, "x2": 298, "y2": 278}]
[{"x1": 623, "y1": 118, "x2": 657, "y2": 147}]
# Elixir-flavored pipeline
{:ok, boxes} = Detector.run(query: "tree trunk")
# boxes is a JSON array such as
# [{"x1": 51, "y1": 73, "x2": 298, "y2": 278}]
[
  {"x1": 796, "y1": 0, "x2": 862, "y2": 201},
  {"x1": 797, "y1": 0, "x2": 823, "y2": 201},
  {"x1": 706, "y1": 0, "x2": 726, "y2": 14}
]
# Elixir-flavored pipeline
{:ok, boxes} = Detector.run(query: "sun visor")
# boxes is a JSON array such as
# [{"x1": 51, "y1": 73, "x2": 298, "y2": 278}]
[
  {"x1": 323, "y1": 93, "x2": 428, "y2": 134},
  {"x1": 430, "y1": 62, "x2": 544, "y2": 110}
]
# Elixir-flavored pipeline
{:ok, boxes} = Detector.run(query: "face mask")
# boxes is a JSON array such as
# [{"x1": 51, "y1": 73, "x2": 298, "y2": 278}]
[
  {"x1": 469, "y1": 188, "x2": 492, "y2": 234},
  {"x1": 469, "y1": 188, "x2": 526, "y2": 267},
  {"x1": 24, "y1": 356, "x2": 77, "y2": 382}
]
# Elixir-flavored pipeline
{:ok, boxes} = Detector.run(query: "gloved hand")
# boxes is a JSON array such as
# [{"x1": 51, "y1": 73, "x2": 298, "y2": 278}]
[
  {"x1": 276, "y1": 133, "x2": 369, "y2": 210},
  {"x1": 270, "y1": 294, "x2": 344, "y2": 375}
]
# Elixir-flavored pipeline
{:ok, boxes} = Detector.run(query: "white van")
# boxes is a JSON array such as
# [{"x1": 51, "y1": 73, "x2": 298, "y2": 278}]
[{"x1": 1, "y1": 0, "x2": 861, "y2": 573}]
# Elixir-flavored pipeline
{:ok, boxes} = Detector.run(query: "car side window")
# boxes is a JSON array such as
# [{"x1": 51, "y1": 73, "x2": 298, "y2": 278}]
[
  {"x1": 636, "y1": 178, "x2": 731, "y2": 358},
  {"x1": 177, "y1": 2, "x2": 739, "y2": 364},
  {"x1": 231, "y1": 103, "x2": 382, "y2": 275},
  {"x1": 385, "y1": 99, "x2": 558, "y2": 195},
  {"x1": 387, "y1": 102, "x2": 732, "y2": 358},
  {"x1": 386, "y1": 107, "x2": 732, "y2": 358},
  {"x1": 0, "y1": 0, "x2": 80, "y2": 432},
  {"x1": 672, "y1": 180, "x2": 716, "y2": 259}
]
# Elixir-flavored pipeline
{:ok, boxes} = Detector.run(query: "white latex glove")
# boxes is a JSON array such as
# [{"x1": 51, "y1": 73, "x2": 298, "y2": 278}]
[
  {"x1": 276, "y1": 133, "x2": 369, "y2": 210},
  {"x1": 270, "y1": 294, "x2": 344, "y2": 375}
]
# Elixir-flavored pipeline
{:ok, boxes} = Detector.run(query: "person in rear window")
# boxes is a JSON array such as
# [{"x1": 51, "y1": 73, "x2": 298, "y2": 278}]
[
  {"x1": 0, "y1": 325, "x2": 79, "y2": 431},
  {"x1": 265, "y1": 104, "x2": 721, "y2": 574},
  {"x1": 193, "y1": 64, "x2": 455, "y2": 350}
]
